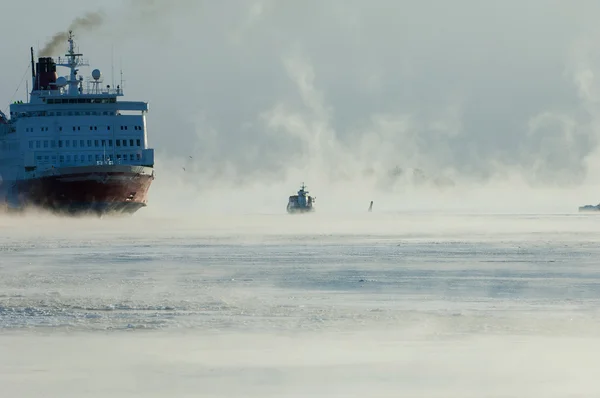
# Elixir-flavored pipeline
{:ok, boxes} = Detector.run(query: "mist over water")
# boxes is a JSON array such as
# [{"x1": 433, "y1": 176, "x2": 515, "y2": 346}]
[
  {"x1": 5, "y1": 1, "x2": 600, "y2": 396},
  {"x1": 4, "y1": 125, "x2": 600, "y2": 397},
  {"x1": 3, "y1": 195, "x2": 600, "y2": 396}
]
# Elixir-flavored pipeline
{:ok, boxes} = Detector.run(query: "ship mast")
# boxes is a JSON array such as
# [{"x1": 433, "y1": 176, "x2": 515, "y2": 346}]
[
  {"x1": 54, "y1": 30, "x2": 87, "y2": 96},
  {"x1": 30, "y1": 47, "x2": 35, "y2": 91}
]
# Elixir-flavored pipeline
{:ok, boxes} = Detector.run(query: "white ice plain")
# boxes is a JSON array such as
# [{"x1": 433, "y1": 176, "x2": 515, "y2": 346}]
[{"x1": 1, "y1": 210, "x2": 600, "y2": 397}]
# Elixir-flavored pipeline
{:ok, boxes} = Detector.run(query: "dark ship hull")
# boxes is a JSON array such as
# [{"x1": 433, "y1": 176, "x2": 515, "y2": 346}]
[
  {"x1": 579, "y1": 205, "x2": 600, "y2": 213},
  {"x1": 3, "y1": 165, "x2": 154, "y2": 216}
]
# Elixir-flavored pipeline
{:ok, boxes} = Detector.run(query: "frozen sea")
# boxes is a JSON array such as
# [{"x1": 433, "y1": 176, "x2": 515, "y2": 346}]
[{"x1": 1, "y1": 211, "x2": 600, "y2": 397}]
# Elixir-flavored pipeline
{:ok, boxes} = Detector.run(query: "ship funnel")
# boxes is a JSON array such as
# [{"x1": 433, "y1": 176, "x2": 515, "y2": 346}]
[{"x1": 34, "y1": 57, "x2": 58, "y2": 91}]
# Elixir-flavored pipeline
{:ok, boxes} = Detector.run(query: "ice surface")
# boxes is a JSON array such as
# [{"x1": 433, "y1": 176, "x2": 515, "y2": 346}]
[{"x1": 1, "y1": 211, "x2": 600, "y2": 397}]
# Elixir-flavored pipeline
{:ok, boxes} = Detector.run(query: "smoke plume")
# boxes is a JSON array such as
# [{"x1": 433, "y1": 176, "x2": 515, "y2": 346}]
[
  {"x1": 37, "y1": 0, "x2": 192, "y2": 57},
  {"x1": 39, "y1": 11, "x2": 104, "y2": 57}
]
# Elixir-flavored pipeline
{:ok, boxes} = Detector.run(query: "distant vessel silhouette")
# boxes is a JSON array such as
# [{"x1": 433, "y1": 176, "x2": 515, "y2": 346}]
[
  {"x1": 286, "y1": 183, "x2": 315, "y2": 214},
  {"x1": 579, "y1": 203, "x2": 600, "y2": 212}
]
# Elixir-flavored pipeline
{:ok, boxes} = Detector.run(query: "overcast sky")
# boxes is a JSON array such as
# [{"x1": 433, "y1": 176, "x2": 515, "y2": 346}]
[{"x1": 2, "y1": 0, "x2": 600, "y2": 191}]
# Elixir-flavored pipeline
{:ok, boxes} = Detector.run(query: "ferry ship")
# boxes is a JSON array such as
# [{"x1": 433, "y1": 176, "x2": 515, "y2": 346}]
[{"x1": 0, "y1": 31, "x2": 155, "y2": 216}]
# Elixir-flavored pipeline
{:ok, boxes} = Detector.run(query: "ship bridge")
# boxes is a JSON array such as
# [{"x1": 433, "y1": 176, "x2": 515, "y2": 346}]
[
  {"x1": 9, "y1": 98, "x2": 148, "y2": 121},
  {"x1": 8, "y1": 29, "x2": 148, "y2": 120}
]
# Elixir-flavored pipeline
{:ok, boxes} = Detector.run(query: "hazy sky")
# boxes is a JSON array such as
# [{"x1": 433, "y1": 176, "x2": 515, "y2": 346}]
[{"x1": 2, "y1": 0, "x2": 600, "y2": 190}]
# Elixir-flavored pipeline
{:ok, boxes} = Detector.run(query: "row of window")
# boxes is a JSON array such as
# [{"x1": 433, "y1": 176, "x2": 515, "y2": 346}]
[
  {"x1": 29, "y1": 138, "x2": 142, "y2": 149},
  {"x1": 25, "y1": 125, "x2": 144, "y2": 132},
  {"x1": 13, "y1": 111, "x2": 118, "y2": 118},
  {"x1": 35, "y1": 153, "x2": 142, "y2": 165},
  {"x1": 45, "y1": 98, "x2": 117, "y2": 105}
]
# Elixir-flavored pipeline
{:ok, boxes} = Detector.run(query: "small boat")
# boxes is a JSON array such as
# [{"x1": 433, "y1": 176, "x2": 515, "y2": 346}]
[
  {"x1": 579, "y1": 203, "x2": 600, "y2": 212},
  {"x1": 286, "y1": 183, "x2": 315, "y2": 214}
]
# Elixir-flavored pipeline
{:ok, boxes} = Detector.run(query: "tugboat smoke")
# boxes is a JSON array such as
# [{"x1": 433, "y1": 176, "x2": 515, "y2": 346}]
[{"x1": 39, "y1": 11, "x2": 104, "y2": 57}]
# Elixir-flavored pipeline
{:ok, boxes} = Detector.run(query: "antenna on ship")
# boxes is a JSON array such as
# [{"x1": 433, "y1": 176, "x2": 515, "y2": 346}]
[
  {"x1": 66, "y1": 30, "x2": 79, "y2": 95},
  {"x1": 30, "y1": 47, "x2": 35, "y2": 90}
]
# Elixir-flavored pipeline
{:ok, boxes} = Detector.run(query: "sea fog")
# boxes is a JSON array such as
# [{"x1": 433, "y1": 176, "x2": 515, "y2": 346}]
[
  {"x1": 4, "y1": 0, "x2": 600, "y2": 394},
  {"x1": 2, "y1": 182, "x2": 600, "y2": 397}
]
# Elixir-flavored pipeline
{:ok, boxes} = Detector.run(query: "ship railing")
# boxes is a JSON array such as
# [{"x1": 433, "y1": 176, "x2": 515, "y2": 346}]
[
  {"x1": 80, "y1": 87, "x2": 123, "y2": 96},
  {"x1": 34, "y1": 87, "x2": 123, "y2": 97},
  {"x1": 94, "y1": 158, "x2": 136, "y2": 166}
]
